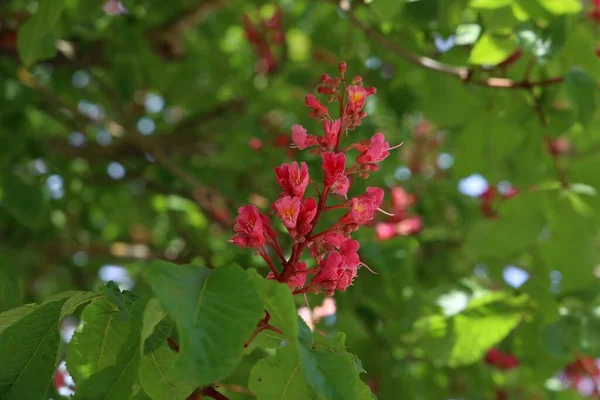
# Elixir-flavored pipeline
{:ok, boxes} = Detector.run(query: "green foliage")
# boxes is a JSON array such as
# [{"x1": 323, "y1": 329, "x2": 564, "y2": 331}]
[
  {"x1": 67, "y1": 298, "x2": 131, "y2": 384},
  {"x1": 468, "y1": 33, "x2": 518, "y2": 65},
  {"x1": 17, "y1": 0, "x2": 65, "y2": 67},
  {"x1": 0, "y1": 297, "x2": 66, "y2": 399},
  {"x1": 565, "y1": 68, "x2": 597, "y2": 127},
  {"x1": 1, "y1": 0, "x2": 600, "y2": 398},
  {"x1": 1, "y1": 170, "x2": 48, "y2": 229},
  {"x1": 143, "y1": 261, "x2": 263, "y2": 386}
]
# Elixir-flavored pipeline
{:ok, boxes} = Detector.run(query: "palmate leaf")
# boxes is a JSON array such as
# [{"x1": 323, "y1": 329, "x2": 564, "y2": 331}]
[
  {"x1": 143, "y1": 261, "x2": 263, "y2": 386},
  {"x1": 249, "y1": 318, "x2": 372, "y2": 400},
  {"x1": 0, "y1": 298, "x2": 67, "y2": 400},
  {"x1": 139, "y1": 346, "x2": 195, "y2": 400},
  {"x1": 0, "y1": 304, "x2": 37, "y2": 335},
  {"x1": 248, "y1": 270, "x2": 298, "y2": 344},
  {"x1": 411, "y1": 293, "x2": 529, "y2": 367},
  {"x1": 17, "y1": 0, "x2": 65, "y2": 67},
  {"x1": 60, "y1": 290, "x2": 104, "y2": 321},
  {"x1": 66, "y1": 298, "x2": 131, "y2": 385},
  {"x1": 249, "y1": 345, "x2": 314, "y2": 400},
  {"x1": 141, "y1": 298, "x2": 174, "y2": 355},
  {"x1": 73, "y1": 300, "x2": 146, "y2": 400}
]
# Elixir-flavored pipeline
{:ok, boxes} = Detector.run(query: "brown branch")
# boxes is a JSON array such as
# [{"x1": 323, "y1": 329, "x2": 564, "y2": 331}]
[
  {"x1": 187, "y1": 386, "x2": 230, "y2": 400},
  {"x1": 148, "y1": 0, "x2": 230, "y2": 59},
  {"x1": 346, "y1": 8, "x2": 565, "y2": 90},
  {"x1": 244, "y1": 311, "x2": 283, "y2": 348},
  {"x1": 217, "y1": 384, "x2": 254, "y2": 397}
]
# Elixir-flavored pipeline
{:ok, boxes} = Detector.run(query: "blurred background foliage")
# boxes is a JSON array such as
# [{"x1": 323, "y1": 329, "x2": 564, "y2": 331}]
[{"x1": 1, "y1": 0, "x2": 600, "y2": 398}]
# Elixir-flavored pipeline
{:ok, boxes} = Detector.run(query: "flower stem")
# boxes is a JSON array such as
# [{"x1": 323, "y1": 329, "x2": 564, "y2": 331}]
[{"x1": 260, "y1": 246, "x2": 280, "y2": 278}]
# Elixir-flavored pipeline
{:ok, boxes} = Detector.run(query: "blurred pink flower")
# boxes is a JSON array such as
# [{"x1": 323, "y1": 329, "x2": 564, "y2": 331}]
[
  {"x1": 297, "y1": 297, "x2": 337, "y2": 331},
  {"x1": 103, "y1": 0, "x2": 127, "y2": 16}
]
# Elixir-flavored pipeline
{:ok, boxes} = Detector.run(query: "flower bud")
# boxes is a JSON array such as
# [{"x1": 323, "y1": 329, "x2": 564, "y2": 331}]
[
  {"x1": 339, "y1": 62, "x2": 347, "y2": 75},
  {"x1": 321, "y1": 74, "x2": 334, "y2": 84},
  {"x1": 352, "y1": 76, "x2": 363, "y2": 85}
]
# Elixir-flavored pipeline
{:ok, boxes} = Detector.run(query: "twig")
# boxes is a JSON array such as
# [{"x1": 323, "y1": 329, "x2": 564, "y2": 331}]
[
  {"x1": 217, "y1": 384, "x2": 255, "y2": 397},
  {"x1": 244, "y1": 311, "x2": 283, "y2": 348},
  {"x1": 187, "y1": 386, "x2": 230, "y2": 400},
  {"x1": 346, "y1": 8, "x2": 565, "y2": 90},
  {"x1": 149, "y1": 0, "x2": 230, "y2": 59}
]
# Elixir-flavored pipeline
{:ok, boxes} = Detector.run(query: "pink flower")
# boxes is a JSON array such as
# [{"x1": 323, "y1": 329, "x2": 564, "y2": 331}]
[
  {"x1": 260, "y1": 214, "x2": 278, "y2": 243},
  {"x1": 103, "y1": 0, "x2": 127, "y2": 15},
  {"x1": 396, "y1": 216, "x2": 422, "y2": 235},
  {"x1": 275, "y1": 161, "x2": 310, "y2": 198},
  {"x1": 291, "y1": 124, "x2": 318, "y2": 150},
  {"x1": 298, "y1": 198, "x2": 317, "y2": 225},
  {"x1": 391, "y1": 186, "x2": 415, "y2": 210},
  {"x1": 322, "y1": 119, "x2": 342, "y2": 149},
  {"x1": 315, "y1": 251, "x2": 344, "y2": 283},
  {"x1": 336, "y1": 269, "x2": 357, "y2": 291},
  {"x1": 274, "y1": 196, "x2": 301, "y2": 229},
  {"x1": 231, "y1": 205, "x2": 266, "y2": 248},
  {"x1": 356, "y1": 133, "x2": 391, "y2": 164},
  {"x1": 375, "y1": 222, "x2": 396, "y2": 240},
  {"x1": 347, "y1": 85, "x2": 369, "y2": 113},
  {"x1": 296, "y1": 198, "x2": 317, "y2": 236},
  {"x1": 321, "y1": 233, "x2": 347, "y2": 248},
  {"x1": 305, "y1": 94, "x2": 329, "y2": 119},
  {"x1": 340, "y1": 187, "x2": 384, "y2": 225},
  {"x1": 330, "y1": 175, "x2": 350, "y2": 197},
  {"x1": 322, "y1": 152, "x2": 346, "y2": 187},
  {"x1": 289, "y1": 261, "x2": 307, "y2": 289},
  {"x1": 339, "y1": 239, "x2": 360, "y2": 268}
]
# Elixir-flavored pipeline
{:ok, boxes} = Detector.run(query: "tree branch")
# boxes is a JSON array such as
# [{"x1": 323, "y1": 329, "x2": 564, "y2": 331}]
[
  {"x1": 148, "y1": 0, "x2": 230, "y2": 59},
  {"x1": 346, "y1": 8, "x2": 565, "y2": 90}
]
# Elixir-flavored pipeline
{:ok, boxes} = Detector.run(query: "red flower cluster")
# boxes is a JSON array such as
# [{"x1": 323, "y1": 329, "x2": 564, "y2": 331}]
[
  {"x1": 480, "y1": 184, "x2": 520, "y2": 219},
  {"x1": 242, "y1": 7, "x2": 285, "y2": 75},
  {"x1": 231, "y1": 63, "x2": 400, "y2": 295},
  {"x1": 560, "y1": 357, "x2": 600, "y2": 397},
  {"x1": 485, "y1": 348, "x2": 519, "y2": 371},
  {"x1": 589, "y1": 0, "x2": 600, "y2": 23},
  {"x1": 548, "y1": 136, "x2": 571, "y2": 156},
  {"x1": 375, "y1": 186, "x2": 422, "y2": 240}
]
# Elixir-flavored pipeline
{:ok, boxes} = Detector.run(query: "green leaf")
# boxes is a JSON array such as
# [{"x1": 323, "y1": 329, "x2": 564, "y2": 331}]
[
  {"x1": 466, "y1": 191, "x2": 546, "y2": 258},
  {"x1": 538, "y1": 197, "x2": 598, "y2": 290},
  {"x1": 370, "y1": 0, "x2": 403, "y2": 22},
  {"x1": 0, "y1": 264, "x2": 22, "y2": 312},
  {"x1": 143, "y1": 261, "x2": 263, "y2": 386},
  {"x1": 298, "y1": 344, "x2": 372, "y2": 400},
  {"x1": 249, "y1": 270, "x2": 297, "y2": 344},
  {"x1": 570, "y1": 183, "x2": 597, "y2": 197},
  {"x1": 468, "y1": 32, "x2": 518, "y2": 65},
  {"x1": 1, "y1": 171, "x2": 48, "y2": 229},
  {"x1": 565, "y1": 68, "x2": 597, "y2": 126},
  {"x1": 59, "y1": 290, "x2": 104, "y2": 321},
  {"x1": 104, "y1": 281, "x2": 138, "y2": 321},
  {"x1": 73, "y1": 300, "x2": 145, "y2": 400},
  {"x1": 412, "y1": 293, "x2": 528, "y2": 367},
  {"x1": 17, "y1": 0, "x2": 65, "y2": 67},
  {"x1": 0, "y1": 298, "x2": 67, "y2": 399},
  {"x1": 249, "y1": 345, "x2": 314, "y2": 400},
  {"x1": 141, "y1": 298, "x2": 173, "y2": 355},
  {"x1": 453, "y1": 112, "x2": 522, "y2": 179},
  {"x1": 537, "y1": 0, "x2": 581, "y2": 14},
  {"x1": 0, "y1": 304, "x2": 38, "y2": 335},
  {"x1": 0, "y1": 132, "x2": 26, "y2": 170},
  {"x1": 66, "y1": 299, "x2": 131, "y2": 385},
  {"x1": 139, "y1": 346, "x2": 195, "y2": 400},
  {"x1": 469, "y1": 0, "x2": 511, "y2": 8}
]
